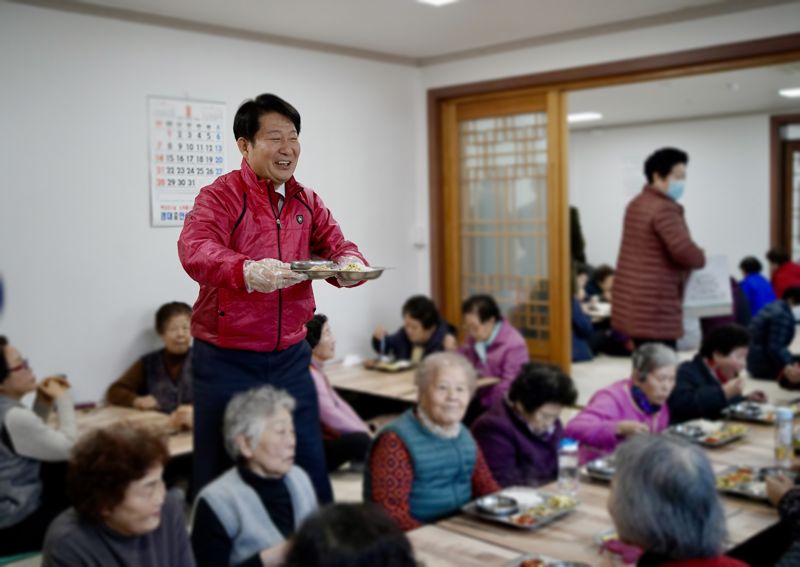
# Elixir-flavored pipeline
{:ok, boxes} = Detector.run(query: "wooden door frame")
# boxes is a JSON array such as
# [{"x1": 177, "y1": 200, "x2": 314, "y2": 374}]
[
  {"x1": 772, "y1": 114, "x2": 800, "y2": 250},
  {"x1": 427, "y1": 32, "x2": 800, "y2": 371}
]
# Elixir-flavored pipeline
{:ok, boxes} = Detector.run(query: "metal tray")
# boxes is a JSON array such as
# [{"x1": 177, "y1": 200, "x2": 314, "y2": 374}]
[
  {"x1": 290, "y1": 261, "x2": 387, "y2": 282},
  {"x1": 462, "y1": 489, "x2": 579, "y2": 531},
  {"x1": 503, "y1": 554, "x2": 590, "y2": 567},
  {"x1": 715, "y1": 466, "x2": 797, "y2": 502},
  {"x1": 667, "y1": 421, "x2": 748, "y2": 448},
  {"x1": 722, "y1": 402, "x2": 797, "y2": 425},
  {"x1": 581, "y1": 456, "x2": 615, "y2": 482},
  {"x1": 363, "y1": 359, "x2": 415, "y2": 373}
]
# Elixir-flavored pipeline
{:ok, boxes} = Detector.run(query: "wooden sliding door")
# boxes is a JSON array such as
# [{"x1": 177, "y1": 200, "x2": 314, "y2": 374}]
[{"x1": 438, "y1": 90, "x2": 570, "y2": 367}]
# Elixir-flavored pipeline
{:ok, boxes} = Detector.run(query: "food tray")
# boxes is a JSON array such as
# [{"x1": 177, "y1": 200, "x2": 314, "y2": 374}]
[
  {"x1": 503, "y1": 554, "x2": 590, "y2": 567},
  {"x1": 363, "y1": 359, "x2": 415, "y2": 373},
  {"x1": 581, "y1": 455, "x2": 615, "y2": 482},
  {"x1": 290, "y1": 260, "x2": 387, "y2": 281},
  {"x1": 462, "y1": 487, "x2": 579, "y2": 531},
  {"x1": 715, "y1": 466, "x2": 797, "y2": 502},
  {"x1": 667, "y1": 421, "x2": 748, "y2": 447},
  {"x1": 723, "y1": 402, "x2": 798, "y2": 425}
]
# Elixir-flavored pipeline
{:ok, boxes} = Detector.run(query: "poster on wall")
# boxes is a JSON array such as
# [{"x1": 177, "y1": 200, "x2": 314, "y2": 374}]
[{"x1": 148, "y1": 96, "x2": 227, "y2": 227}]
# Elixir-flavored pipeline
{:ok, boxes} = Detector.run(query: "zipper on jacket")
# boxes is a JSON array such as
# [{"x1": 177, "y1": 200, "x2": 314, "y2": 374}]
[{"x1": 275, "y1": 215, "x2": 283, "y2": 352}]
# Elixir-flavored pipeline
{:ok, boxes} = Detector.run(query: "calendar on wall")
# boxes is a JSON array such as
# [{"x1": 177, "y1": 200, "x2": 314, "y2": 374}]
[{"x1": 148, "y1": 96, "x2": 227, "y2": 227}]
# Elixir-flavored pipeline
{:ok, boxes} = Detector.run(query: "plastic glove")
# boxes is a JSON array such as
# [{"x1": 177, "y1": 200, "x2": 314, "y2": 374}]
[
  {"x1": 244, "y1": 258, "x2": 308, "y2": 293},
  {"x1": 334, "y1": 255, "x2": 367, "y2": 287}
]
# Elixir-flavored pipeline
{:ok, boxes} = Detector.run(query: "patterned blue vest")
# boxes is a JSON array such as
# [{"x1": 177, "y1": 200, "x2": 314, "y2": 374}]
[{"x1": 365, "y1": 409, "x2": 477, "y2": 523}]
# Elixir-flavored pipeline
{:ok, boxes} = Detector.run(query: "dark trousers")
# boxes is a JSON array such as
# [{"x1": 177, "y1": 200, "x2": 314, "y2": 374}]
[
  {"x1": 192, "y1": 339, "x2": 332, "y2": 503},
  {"x1": 323, "y1": 432, "x2": 370, "y2": 472}
]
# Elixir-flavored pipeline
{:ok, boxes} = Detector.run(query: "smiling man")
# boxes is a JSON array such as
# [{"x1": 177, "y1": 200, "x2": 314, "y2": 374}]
[{"x1": 178, "y1": 94, "x2": 368, "y2": 502}]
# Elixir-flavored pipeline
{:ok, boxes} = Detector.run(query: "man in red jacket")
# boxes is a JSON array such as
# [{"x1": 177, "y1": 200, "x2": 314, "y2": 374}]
[
  {"x1": 767, "y1": 248, "x2": 800, "y2": 300},
  {"x1": 612, "y1": 148, "x2": 705, "y2": 349},
  {"x1": 178, "y1": 94, "x2": 368, "y2": 501}
]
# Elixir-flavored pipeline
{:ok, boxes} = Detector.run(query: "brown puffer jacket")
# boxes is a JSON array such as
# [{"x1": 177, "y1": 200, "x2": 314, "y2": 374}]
[{"x1": 611, "y1": 186, "x2": 705, "y2": 340}]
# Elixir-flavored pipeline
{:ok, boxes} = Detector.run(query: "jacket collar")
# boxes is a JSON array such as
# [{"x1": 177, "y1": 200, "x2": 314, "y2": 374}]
[
  {"x1": 240, "y1": 157, "x2": 302, "y2": 199},
  {"x1": 643, "y1": 184, "x2": 683, "y2": 210}
]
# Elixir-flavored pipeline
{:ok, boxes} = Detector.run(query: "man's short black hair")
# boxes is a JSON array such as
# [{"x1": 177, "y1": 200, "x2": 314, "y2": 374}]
[
  {"x1": 644, "y1": 147, "x2": 689, "y2": 184},
  {"x1": 767, "y1": 248, "x2": 790, "y2": 266},
  {"x1": 783, "y1": 286, "x2": 800, "y2": 304},
  {"x1": 305, "y1": 314, "x2": 328, "y2": 350},
  {"x1": 699, "y1": 324, "x2": 750, "y2": 359},
  {"x1": 401, "y1": 296, "x2": 440, "y2": 330},
  {"x1": 508, "y1": 363, "x2": 577, "y2": 413},
  {"x1": 739, "y1": 256, "x2": 763, "y2": 275},
  {"x1": 461, "y1": 294, "x2": 502, "y2": 322},
  {"x1": 233, "y1": 94, "x2": 301, "y2": 143}
]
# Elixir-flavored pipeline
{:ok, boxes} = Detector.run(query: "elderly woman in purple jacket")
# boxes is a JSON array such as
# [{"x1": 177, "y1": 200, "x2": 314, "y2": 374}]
[
  {"x1": 459, "y1": 295, "x2": 530, "y2": 413},
  {"x1": 565, "y1": 343, "x2": 678, "y2": 464},
  {"x1": 472, "y1": 363, "x2": 578, "y2": 487}
]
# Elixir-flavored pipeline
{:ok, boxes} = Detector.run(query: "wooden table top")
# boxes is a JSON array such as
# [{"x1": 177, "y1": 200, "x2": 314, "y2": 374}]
[
  {"x1": 74, "y1": 405, "x2": 193, "y2": 457},
  {"x1": 408, "y1": 525, "x2": 522, "y2": 567},
  {"x1": 436, "y1": 420, "x2": 783, "y2": 565},
  {"x1": 324, "y1": 362, "x2": 499, "y2": 403}
]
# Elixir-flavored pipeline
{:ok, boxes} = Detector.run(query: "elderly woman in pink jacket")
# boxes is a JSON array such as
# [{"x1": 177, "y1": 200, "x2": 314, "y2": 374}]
[
  {"x1": 565, "y1": 343, "x2": 678, "y2": 464},
  {"x1": 459, "y1": 295, "x2": 530, "y2": 418}
]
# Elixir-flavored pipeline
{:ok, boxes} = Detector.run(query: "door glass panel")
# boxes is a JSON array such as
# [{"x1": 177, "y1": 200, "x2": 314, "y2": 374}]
[
  {"x1": 792, "y1": 149, "x2": 800, "y2": 260},
  {"x1": 459, "y1": 112, "x2": 549, "y2": 340}
]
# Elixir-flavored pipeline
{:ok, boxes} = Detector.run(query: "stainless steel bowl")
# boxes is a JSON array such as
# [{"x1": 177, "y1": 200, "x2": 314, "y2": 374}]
[
  {"x1": 290, "y1": 260, "x2": 338, "y2": 279},
  {"x1": 475, "y1": 494, "x2": 519, "y2": 516}
]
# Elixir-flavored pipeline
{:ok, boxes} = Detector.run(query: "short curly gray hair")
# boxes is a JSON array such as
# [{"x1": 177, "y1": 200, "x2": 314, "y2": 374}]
[
  {"x1": 414, "y1": 352, "x2": 477, "y2": 396},
  {"x1": 223, "y1": 385, "x2": 296, "y2": 460},
  {"x1": 631, "y1": 343, "x2": 678, "y2": 383}
]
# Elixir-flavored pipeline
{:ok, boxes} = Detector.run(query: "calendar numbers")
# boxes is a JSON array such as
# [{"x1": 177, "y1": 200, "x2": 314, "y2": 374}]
[{"x1": 149, "y1": 97, "x2": 226, "y2": 227}]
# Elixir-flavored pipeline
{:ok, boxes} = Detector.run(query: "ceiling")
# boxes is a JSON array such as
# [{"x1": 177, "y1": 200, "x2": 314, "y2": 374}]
[
  {"x1": 568, "y1": 62, "x2": 800, "y2": 129},
  {"x1": 16, "y1": 0, "x2": 797, "y2": 64}
]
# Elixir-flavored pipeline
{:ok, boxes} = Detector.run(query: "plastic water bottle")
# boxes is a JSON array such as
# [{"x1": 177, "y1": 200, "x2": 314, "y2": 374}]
[
  {"x1": 558, "y1": 438, "x2": 579, "y2": 496},
  {"x1": 775, "y1": 407, "x2": 794, "y2": 468}
]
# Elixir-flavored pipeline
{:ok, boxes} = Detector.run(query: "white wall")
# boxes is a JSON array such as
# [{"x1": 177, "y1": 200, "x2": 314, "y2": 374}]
[
  {"x1": 0, "y1": 2, "x2": 422, "y2": 402},
  {"x1": 1, "y1": 0, "x2": 796, "y2": 401},
  {"x1": 568, "y1": 113, "x2": 771, "y2": 273}
]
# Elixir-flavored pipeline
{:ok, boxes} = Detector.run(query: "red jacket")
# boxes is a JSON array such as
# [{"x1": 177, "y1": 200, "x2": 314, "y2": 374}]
[
  {"x1": 178, "y1": 158, "x2": 365, "y2": 352},
  {"x1": 772, "y1": 261, "x2": 800, "y2": 299},
  {"x1": 612, "y1": 186, "x2": 705, "y2": 340}
]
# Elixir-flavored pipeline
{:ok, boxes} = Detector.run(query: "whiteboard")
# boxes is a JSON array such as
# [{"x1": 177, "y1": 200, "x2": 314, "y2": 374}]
[{"x1": 683, "y1": 254, "x2": 732, "y2": 318}]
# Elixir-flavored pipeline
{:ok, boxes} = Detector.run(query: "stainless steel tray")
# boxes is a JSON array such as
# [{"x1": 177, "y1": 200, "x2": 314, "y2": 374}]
[
  {"x1": 667, "y1": 421, "x2": 748, "y2": 448},
  {"x1": 503, "y1": 554, "x2": 590, "y2": 567},
  {"x1": 581, "y1": 455, "x2": 615, "y2": 482},
  {"x1": 461, "y1": 489, "x2": 579, "y2": 531},
  {"x1": 722, "y1": 402, "x2": 797, "y2": 425},
  {"x1": 290, "y1": 261, "x2": 387, "y2": 281},
  {"x1": 715, "y1": 465, "x2": 797, "y2": 502}
]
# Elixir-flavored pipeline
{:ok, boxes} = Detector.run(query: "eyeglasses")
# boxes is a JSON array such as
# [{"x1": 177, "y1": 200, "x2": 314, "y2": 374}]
[{"x1": 9, "y1": 359, "x2": 30, "y2": 373}]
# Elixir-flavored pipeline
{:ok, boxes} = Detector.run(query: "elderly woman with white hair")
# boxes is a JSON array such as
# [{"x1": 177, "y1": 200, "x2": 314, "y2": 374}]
[
  {"x1": 608, "y1": 434, "x2": 746, "y2": 566},
  {"x1": 191, "y1": 386, "x2": 318, "y2": 567},
  {"x1": 364, "y1": 352, "x2": 500, "y2": 531},
  {"x1": 565, "y1": 343, "x2": 678, "y2": 464}
]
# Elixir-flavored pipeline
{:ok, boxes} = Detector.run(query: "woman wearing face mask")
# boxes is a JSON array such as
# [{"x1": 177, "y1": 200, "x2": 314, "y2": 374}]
[
  {"x1": 611, "y1": 147, "x2": 705, "y2": 349},
  {"x1": 371, "y1": 295, "x2": 457, "y2": 363},
  {"x1": 668, "y1": 324, "x2": 766, "y2": 424},
  {"x1": 42, "y1": 427, "x2": 195, "y2": 566},
  {"x1": 472, "y1": 363, "x2": 578, "y2": 487},
  {"x1": 106, "y1": 302, "x2": 194, "y2": 430},
  {"x1": 565, "y1": 343, "x2": 678, "y2": 464}
]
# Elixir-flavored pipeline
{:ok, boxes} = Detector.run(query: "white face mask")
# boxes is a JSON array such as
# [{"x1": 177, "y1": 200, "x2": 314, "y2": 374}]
[{"x1": 792, "y1": 306, "x2": 800, "y2": 321}]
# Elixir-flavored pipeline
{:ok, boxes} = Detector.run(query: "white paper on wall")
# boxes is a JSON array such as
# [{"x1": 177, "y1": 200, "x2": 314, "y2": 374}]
[
  {"x1": 683, "y1": 254, "x2": 732, "y2": 318},
  {"x1": 148, "y1": 96, "x2": 227, "y2": 227}
]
